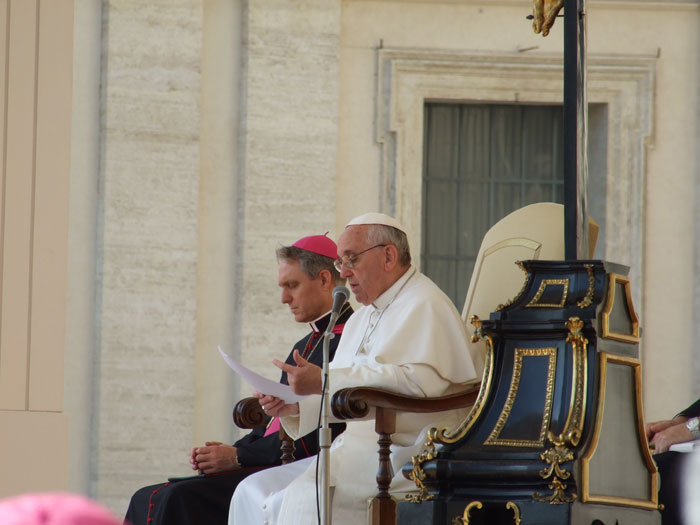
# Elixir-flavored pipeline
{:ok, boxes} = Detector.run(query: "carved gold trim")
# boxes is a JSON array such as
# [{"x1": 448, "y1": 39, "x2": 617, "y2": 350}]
[
  {"x1": 505, "y1": 502, "x2": 522, "y2": 525},
  {"x1": 496, "y1": 260, "x2": 530, "y2": 311},
  {"x1": 526, "y1": 278, "x2": 569, "y2": 308},
  {"x1": 576, "y1": 264, "x2": 595, "y2": 308},
  {"x1": 414, "y1": 317, "x2": 495, "y2": 500},
  {"x1": 533, "y1": 432, "x2": 577, "y2": 504},
  {"x1": 532, "y1": 318, "x2": 589, "y2": 504},
  {"x1": 581, "y1": 352, "x2": 658, "y2": 510},
  {"x1": 601, "y1": 273, "x2": 640, "y2": 343},
  {"x1": 452, "y1": 501, "x2": 482, "y2": 525},
  {"x1": 405, "y1": 440, "x2": 438, "y2": 503},
  {"x1": 484, "y1": 347, "x2": 557, "y2": 447},
  {"x1": 560, "y1": 317, "x2": 588, "y2": 447},
  {"x1": 432, "y1": 315, "x2": 494, "y2": 444},
  {"x1": 452, "y1": 501, "x2": 521, "y2": 525}
]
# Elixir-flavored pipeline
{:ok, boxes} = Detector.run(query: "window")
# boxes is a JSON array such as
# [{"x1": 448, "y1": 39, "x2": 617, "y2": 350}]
[{"x1": 422, "y1": 103, "x2": 566, "y2": 308}]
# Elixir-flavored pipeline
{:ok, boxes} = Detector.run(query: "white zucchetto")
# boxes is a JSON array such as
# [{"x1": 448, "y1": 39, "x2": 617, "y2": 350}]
[{"x1": 345, "y1": 212, "x2": 406, "y2": 234}]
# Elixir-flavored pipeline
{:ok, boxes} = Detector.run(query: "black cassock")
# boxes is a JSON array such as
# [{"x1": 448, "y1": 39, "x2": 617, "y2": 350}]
[
  {"x1": 654, "y1": 398, "x2": 700, "y2": 525},
  {"x1": 124, "y1": 306, "x2": 352, "y2": 525}
]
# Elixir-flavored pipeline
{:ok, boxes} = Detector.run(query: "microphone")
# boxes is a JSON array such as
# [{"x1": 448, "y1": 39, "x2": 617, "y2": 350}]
[
  {"x1": 331, "y1": 285, "x2": 349, "y2": 314},
  {"x1": 326, "y1": 286, "x2": 349, "y2": 337}
]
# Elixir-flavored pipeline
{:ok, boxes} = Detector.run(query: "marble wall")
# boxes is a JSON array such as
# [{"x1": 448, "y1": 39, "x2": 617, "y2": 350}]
[
  {"x1": 93, "y1": 0, "x2": 203, "y2": 511},
  {"x1": 85, "y1": 0, "x2": 342, "y2": 513}
]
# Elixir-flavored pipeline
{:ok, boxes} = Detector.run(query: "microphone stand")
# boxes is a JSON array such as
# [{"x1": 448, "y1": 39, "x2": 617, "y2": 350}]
[
  {"x1": 319, "y1": 286, "x2": 348, "y2": 524},
  {"x1": 319, "y1": 314, "x2": 337, "y2": 525}
]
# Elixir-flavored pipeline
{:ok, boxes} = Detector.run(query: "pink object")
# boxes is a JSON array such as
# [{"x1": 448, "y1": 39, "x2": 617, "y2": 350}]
[
  {"x1": 292, "y1": 234, "x2": 338, "y2": 260},
  {"x1": 264, "y1": 417, "x2": 281, "y2": 437},
  {"x1": 0, "y1": 492, "x2": 122, "y2": 525}
]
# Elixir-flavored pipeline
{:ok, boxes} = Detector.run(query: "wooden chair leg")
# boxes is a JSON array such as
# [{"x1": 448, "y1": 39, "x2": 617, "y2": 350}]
[
  {"x1": 279, "y1": 425, "x2": 295, "y2": 464},
  {"x1": 372, "y1": 406, "x2": 397, "y2": 525}
]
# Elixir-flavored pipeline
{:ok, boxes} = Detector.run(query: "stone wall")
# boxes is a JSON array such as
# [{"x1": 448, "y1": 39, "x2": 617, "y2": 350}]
[
  {"x1": 94, "y1": 0, "x2": 203, "y2": 511},
  {"x1": 90, "y1": 0, "x2": 342, "y2": 513},
  {"x1": 237, "y1": 0, "x2": 342, "y2": 388}
]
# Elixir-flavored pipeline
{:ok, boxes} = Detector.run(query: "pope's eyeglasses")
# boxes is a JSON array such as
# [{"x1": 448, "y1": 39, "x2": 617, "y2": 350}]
[{"x1": 333, "y1": 244, "x2": 386, "y2": 271}]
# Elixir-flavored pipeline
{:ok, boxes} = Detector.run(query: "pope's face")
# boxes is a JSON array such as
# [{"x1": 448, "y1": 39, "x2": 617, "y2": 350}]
[
  {"x1": 278, "y1": 259, "x2": 329, "y2": 323},
  {"x1": 337, "y1": 225, "x2": 386, "y2": 305}
]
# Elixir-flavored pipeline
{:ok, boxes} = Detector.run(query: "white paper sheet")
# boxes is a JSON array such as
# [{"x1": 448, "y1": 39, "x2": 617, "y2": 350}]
[
  {"x1": 669, "y1": 440, "x2": 700, "y2": 453},
  {"x1": 218, "y1": 346, "x2": 309, "y2": 404}
]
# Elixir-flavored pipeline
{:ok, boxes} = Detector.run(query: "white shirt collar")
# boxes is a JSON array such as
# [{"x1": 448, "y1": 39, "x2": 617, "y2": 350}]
[
  {"x1": 309, "y1": 309, "x2": 333, "y2": 333},
  {"x1": 372, "y1": 265, "x2": 416, "y2": 310}
]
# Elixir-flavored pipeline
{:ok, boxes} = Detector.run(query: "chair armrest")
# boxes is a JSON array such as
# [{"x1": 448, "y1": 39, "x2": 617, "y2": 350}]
[
  {"x1": 232, "y1": 396, "x2": 296, "y2": 464},
  {"x1": 330, "y1": 385, "x2": 480, "y2": 525},
  {"x1": 331, "y1": 385, "x2": 480, "y2": 420},
  {"x1": 233, "y1": 396, "x2": 266, "y2": 429}
]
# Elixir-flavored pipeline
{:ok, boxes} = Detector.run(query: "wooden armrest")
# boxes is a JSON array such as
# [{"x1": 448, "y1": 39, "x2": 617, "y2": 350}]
[
  {"x1": 330, "y1": 385, "x2": 480, "y2": 525},
  {"x1": 233, "y1": 396, "x2": 266, "y2": 429},
  {"x1": 331, "y1": 386, "x2": 480, "y2": 420},
  {"x1": 232, "y1": 396, "x2": 296, "y2": 464}
]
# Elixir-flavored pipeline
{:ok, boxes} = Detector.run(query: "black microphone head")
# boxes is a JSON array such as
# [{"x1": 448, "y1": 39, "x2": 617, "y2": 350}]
[{"x1": 331, "y1": 286, "x2": 350, "y2": 313}]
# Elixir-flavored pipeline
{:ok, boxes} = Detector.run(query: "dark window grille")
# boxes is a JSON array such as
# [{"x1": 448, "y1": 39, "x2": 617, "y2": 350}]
[{"x1": 421, "y1": 103, "x2": 565, "y2": 308}]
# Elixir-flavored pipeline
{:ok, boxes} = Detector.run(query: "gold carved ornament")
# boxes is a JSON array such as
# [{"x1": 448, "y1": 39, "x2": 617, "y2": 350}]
[
  {"x1": 405, "y1": 440, "x2": 438, "y2": 503},
  {"x1": 526, "y1": 278, "x2": 569, "y2": 308},
  {"x1": 533, "y1": 317, "x2": 588, "y2": 504},
  {"x1": 431, "y1": 316, "x2": 494, "y2": 445},
  {"x1": 496, "y1": 261, "x2": 530, "y2": 311},
  {"x1": 452, "y1": 501, "x2": 522, "y2": 525},
  {"x1": 533, "y1": 432, "x2": 577, "y2": 504},
  {"x1": 601, "y1": 273, "x2": 640, "y2": 343},
  {"x1": 531, "y1": 0, "x2": 564, "y2": 37},
  {"x1": 484, "y1": 346, "x2": 557, "y2": 448},
  {"x1": 577, "y1": 264, "x2": 595, "y2": 308},
  {"x1": 407, "y1": 315, "x2": 494, "y2": 502},
  {"x1": 580, "y1": 353, "x2": 659, "y2": 510}
]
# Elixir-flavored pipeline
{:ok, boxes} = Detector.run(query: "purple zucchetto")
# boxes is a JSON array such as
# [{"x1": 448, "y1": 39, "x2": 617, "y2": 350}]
[{"x1": 292, "y1": 233, "x2": 338, "y2": 260}]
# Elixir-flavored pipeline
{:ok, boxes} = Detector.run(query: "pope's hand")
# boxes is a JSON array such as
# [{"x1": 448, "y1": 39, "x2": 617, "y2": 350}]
[{"x1": 273, "y1": 349, "x2": 323, "y2": 395}]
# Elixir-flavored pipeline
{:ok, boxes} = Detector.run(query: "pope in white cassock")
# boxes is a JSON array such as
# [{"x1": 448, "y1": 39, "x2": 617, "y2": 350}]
[{"x1": 229, "y1": 213, "x2": 482, "y2": 524}]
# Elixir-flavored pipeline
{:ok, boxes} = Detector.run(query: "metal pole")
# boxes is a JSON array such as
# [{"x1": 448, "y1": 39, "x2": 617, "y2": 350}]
[
  {"x1": 319, "y1": 330, "x2": 334, "y2": 525},
  {"x1": 563, "y1": 0, "x2": 589, "y2": 259}
]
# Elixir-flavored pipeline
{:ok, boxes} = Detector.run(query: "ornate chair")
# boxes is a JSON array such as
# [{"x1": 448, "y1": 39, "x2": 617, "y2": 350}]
[
  {"x1": 332, "y1": 204, "x2": 658, "y2": 525},
  {"x1": 330, "y1": 203, "x2": 586, "y2": 524}
]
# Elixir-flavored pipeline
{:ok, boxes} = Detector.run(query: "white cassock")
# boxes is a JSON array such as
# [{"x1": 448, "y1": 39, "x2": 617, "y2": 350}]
[{"x1": 230, "y1": 266, "x2": 482, "y2": 524}]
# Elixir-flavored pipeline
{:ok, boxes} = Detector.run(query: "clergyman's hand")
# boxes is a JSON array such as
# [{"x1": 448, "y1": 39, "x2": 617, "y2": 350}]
[
  {"x1": 273, "y1": 349, "x2": 322, "y2": 395},
  {"x1": 191, "y1": 442, "x2": 240, "y2": 474},
  {"x1": 645, "y1": 418, "x2": 680, "y2": 440},
  {"x1": 650, "y1": 421, "x2": 692, "y2": 454},
  {"x1": 254, "y1": 392, "x2": 300, "y2": 418}
]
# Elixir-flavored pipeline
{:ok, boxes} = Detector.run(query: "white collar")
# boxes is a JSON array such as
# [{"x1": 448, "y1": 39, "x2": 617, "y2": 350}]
[
  {"x1": 309, "y1": 309, "x2": 333, "y2": 333},
  {"x1": 372, "y1": 265, "x2": 416, "y2": 310}
]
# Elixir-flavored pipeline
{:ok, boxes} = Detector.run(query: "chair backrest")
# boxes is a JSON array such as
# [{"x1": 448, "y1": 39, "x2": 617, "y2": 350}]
[{"x1": 460, "y1": 202, "x2": 598, "y2": 375}]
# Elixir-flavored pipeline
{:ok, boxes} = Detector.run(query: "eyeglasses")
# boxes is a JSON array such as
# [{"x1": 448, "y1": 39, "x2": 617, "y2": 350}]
[{"x1": 334, "y1": 244, "x2": 386, "y2": 271}]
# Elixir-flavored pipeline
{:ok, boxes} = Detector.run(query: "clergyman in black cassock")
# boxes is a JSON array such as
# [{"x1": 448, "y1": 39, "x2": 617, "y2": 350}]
[
  {"x1": 651, "y1": 398, "x2": 700, "y2": 525},
  {"x1": 124, "y1": 233, "x2": 351, "y2": 525},
  {"x1": 123, "y1": 306, "x2": 351, "y2": 525}
]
